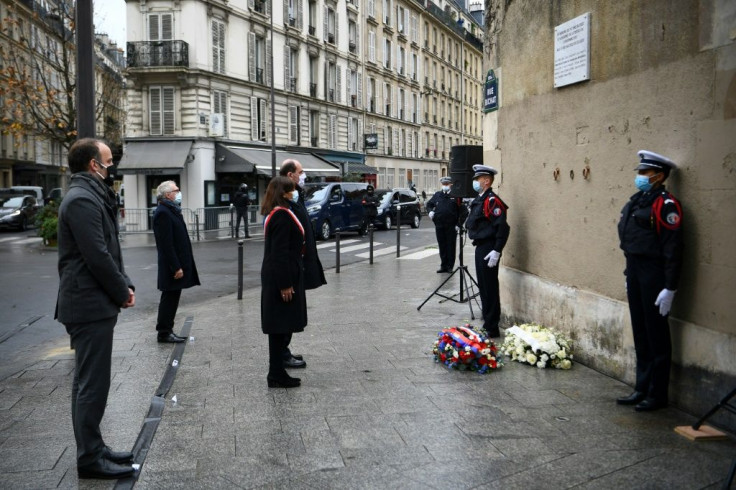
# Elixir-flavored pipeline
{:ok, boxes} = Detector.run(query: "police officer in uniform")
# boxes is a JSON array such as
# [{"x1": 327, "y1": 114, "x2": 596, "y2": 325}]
[
  {"x1": 465, "y1": 165, "x2": 510, "y2": 338},
  {"x1": 617, "y1": 150, "x2": 683, "y2": 412},
  {"x1": 361, "y1": 185, "x2": 380, "y2": 232},
  {"x1": 427, "y1": 176, "x2": 465, "y2": 273}
]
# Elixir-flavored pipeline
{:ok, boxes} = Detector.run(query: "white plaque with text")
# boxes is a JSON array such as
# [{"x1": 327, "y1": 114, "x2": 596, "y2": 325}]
[{"x1": 554, "y1": 12, "x2": 590, "y2": 88}]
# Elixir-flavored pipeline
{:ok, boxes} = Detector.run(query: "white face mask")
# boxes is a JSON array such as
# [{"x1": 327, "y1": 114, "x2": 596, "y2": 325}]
[
  {"x1": 298, "y1": 172, "x2": 306, "y2": 186},
  {"x1": 173, "y1": 191, "x2": 182, "y2": 204},
  {"x1": 442, "y1": 185, "x2": 450, "y2": 192},
  {"x1": 291, "y1": 190, "x2": 299, "y2": 202}
]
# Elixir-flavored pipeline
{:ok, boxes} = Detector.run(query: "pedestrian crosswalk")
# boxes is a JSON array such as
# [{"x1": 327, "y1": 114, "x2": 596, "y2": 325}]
[
  {"x1": 0, "y1": 236, "x2": 43, "y2": 246},
  {"x1": 316, "y1": 238, "x2": 437, "y2": 261}
]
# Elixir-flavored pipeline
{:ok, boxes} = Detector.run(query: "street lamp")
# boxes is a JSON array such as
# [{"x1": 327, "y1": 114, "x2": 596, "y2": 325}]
[{"x1": 270, "y1": 3, "x2": 276, "y2": 177}]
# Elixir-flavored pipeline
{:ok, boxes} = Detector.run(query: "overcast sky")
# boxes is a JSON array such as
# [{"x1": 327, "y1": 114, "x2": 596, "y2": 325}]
[{"x1": 93, "y1": 0, "x2": 126, "y2": 48}]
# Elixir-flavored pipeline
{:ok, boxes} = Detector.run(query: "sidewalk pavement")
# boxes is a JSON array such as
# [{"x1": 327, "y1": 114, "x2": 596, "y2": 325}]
[{"x1": 0, "y1": 241, "x2": 734, "y2": 489}]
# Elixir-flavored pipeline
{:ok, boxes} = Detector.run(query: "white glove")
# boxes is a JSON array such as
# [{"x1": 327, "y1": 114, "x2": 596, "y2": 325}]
[
  {"x1": 654, "y1": 289, "x2": 676, "y2": 316},
  {"x1": 429, "y1": 211, "x2": 435, "y2": 220},
  {"x1": 484, "y1": 250, "x2": 500, "y2": 268},
  {"x1": 455, "y1": 226, "x2": 460, "y2": 232}
]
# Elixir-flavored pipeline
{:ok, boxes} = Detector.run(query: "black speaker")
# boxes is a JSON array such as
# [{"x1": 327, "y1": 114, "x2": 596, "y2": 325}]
[{"x1": 450, "y1": 145, "x2": 483, "y2": 198}]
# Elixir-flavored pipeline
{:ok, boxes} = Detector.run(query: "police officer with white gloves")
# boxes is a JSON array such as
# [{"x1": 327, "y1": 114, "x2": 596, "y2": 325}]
[
  {"x1": 465, "y1": 165, "x2": 510, "y2": 338},
  {"x1": 617, "y1": 150, "x2": 684, "y2": 412},
  {"x1": 426, "y1": 176, "x2": 465, "y2": 273}
]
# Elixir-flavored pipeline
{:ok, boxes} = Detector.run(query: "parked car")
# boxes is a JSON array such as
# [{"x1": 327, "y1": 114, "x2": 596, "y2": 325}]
[
  {"x1": 0, "y1": 195, "x2": 39, "y2": 230},
  {"x1": 371, "y1": 188, "x2": 422, "y2": 230},
  {"x1": 10, "y1": 186, "x2": 44, "y2": 206},
  {"x1": 304, "y1": 182, "x2": 370, "y2": 240},
  {"x1": 46, "y1": 188, "x2": 63, "y2": 203}
]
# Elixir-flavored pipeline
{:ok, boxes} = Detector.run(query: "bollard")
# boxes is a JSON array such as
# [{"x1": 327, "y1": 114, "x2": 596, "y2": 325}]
[
  {"x1": 369, "y1": 224, "x2": 374, "y2": 264},
  {"x1": 230, "y1": 204, "x2": 235, "y2": 238},
  {"x1": 237, "y1": 239, "x2": 244, "y2": 300},
  {"x1": 396, "y1": 204, "x2": 401, "y2": 257},
  {"x1": 195, "y1": 214, "x2": 201, "y2": 241},
  {"x1": 335, "y1": 231, "x2": 341, "y2": 273}
]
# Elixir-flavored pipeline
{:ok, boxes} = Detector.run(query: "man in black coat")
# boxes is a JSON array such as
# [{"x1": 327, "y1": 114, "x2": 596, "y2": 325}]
[
  {"x1": 279, "y1": 159, "x2": 327, "y2": 368},
  {"x1": 56, "y1": 138, "x2": 136, "y2": 479},
  {"x1": 361, "y1": 184, "x2": 380, "y2": 231},
  {"x1": 233, "y1": 183, "x2": 251, "y2": 238},
  {"x1": 426, "y1": 176, "x2": 465, "y2": 273},
  {"x1": 153, "y1": 181, "x2": 201, "y2": 343}
]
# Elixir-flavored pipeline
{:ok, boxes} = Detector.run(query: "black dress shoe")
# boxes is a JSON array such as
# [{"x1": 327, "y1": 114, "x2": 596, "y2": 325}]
[
  {"x1": 616, "y1": 391, "x2": 645, "y2": 405},
  {"x1": 267, "y1": 374, "x2": 301, "y2": 388},
  {"x1": 103, "y1": 446, "x2": 134, "y2": 464},
  {"x1": 291, "y1": 353, "x2": 304, "y2": 361},
  {"x1": 283, "y1": 356, "x2": 307, "y2": 368},
  {"x1": 436, "y1": 268, "x2": 448, "y2": 273},
  {"x1": 635, "y1": 398, "x2": 667, "y2": 412},
  {"x1": 78, "y1": 458, "x2": 135, "y2": 480},
  {"x1": 157, "y1": 332, "x2": 186, "y2": 343}
]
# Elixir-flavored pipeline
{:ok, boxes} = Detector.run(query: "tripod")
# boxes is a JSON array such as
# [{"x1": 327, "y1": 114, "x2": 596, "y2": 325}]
[{"x1": 418, "y1": 226, "x2": 481, "y2": 318}]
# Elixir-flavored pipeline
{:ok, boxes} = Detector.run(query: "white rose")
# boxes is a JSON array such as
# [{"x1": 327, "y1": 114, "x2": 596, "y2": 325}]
[
  {"x1": 526, "y1": 353, "x2": 537, "y2": 365},
  {"x1": 536, "y1": 361, "x2": 546, "y2": 368},
  {"x1": 561, "y1": 359, "x2": 572, "y2": 369}
]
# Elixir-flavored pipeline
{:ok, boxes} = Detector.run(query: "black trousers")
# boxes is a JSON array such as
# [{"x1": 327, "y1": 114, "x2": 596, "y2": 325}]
[
  {"x1": 626, "y1": 255, "x2": 671, "y2": 403},
  {"x1": 156, "y1": 289, "x2": 182, "y2": 333},
  {"x1": 65, "y1": 316, "x2": 116, "y2": 466},
  {"x1": 474, "y1": 241, "x2": 501, "y2": 335},
  {"x1": 235, "y1": 208, "x2": 249, "y2": 237},
  {"x1": 435, "y1": 224, "x2": 458, "y2": 270},
  {"x1": 268, "y1": 333, "x2": 289, "y2": 377}
]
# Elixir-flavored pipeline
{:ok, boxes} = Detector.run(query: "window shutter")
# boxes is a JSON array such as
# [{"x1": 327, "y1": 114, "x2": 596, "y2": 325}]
[
  {"x1": 265, "y1": 39, "x2": 272, "y2": 87},
  {"x1": 336, "y1": 66, "x2": 342, "y2": 103},
  {"x1": 404, "y1": 10, "x2": 409, "y2": 38},
  {"x1": 149, "y1": 87, "x2": 162, "y2": 135},
  {"x1": 212, "y1": 21, "x2": 218, "y2": 72},
  {"x1": 346, "y1": 71, "x2": 352, "y2": 99},
  {"x1": 393, "y1": 128, "x2": 399, "y2": 156},
  {"x1": 369, "y1": 31, "x2": 375, "y2": 62},
  {"x1": 162, "y1": 14, "x2": 173, "y2": 40},
  {"x1": 248, "y1": 33, "x2": 256, "y2": 81},
  {"x1": 355, "y1": 28, "x2": 359, "y2": 53},
  {"x1": 335, "y1": 13, "x2": 339, "y2": 44},
  {"x1": 163, "y1": 87, "x2": 175, "y2": 135},
  {"x1": 328, "y1": 115, "x2": 336, "y2": 149},
  {"x1": 289, "y1": 106, "x2": 298, "y2": 143},
  {"x1": 407, "y1": 130, "x2": 413, "y2": 157},
  {"x1": 358, "y1": 118, "x2": 363, "y2": 151},
  {"x1": 297, "y1": 0, "x2": 303, "y2": 29},
  {"x1": 251, "y1": 96, "x2": 258, "y2": 140},
  {"x1": 324, "y1": 61, "x2": 328, "y2": 101},
  {"x1": 357, "y1": 73, "x2": 362, "y2": 107},
  {"x1": 283, "y1": 0, "x2": 289, "y2": 24},
  {"x1": 248, "y1": 0, "x2": 255, "y2": 10},
  {"x1": 301, "y1": 108, "x2": 309, "y2": 145},
  {"x1": 260, "y1": 99, "x2": 268, "y2": 140},
  {"x1": 404, "y1": 93, "x2": 408, "y2": 122},
  {"x1": 323, "y1": 6, "x2": 328, "y2": 41},
  {"x1": 266, "y1": 0, "x2": 271, "y2": 16},
  {"x1": 284, "y1": 45, "x2": 291, "y2": 86},
  {"x1": 347, "y1": 116, "x2": 354, "y2": 150},
  {"x1": 383, "y1": 127, "x2": 388, "y2": 152},
  {"x1": 148, "y1": 14, "x2": 160, "y2": 41},
  {"x1": 393, "y1": 88, "x2": 397, "y2": 118}
]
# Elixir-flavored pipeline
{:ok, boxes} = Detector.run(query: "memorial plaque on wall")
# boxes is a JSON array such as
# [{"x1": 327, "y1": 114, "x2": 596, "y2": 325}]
[{"x1": 554, "y1": 12, "x2": 590, "y2": 88}]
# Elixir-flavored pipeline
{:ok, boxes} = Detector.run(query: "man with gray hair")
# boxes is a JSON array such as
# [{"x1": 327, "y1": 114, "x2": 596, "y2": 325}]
[{"x1": 153, "y1": 180, "x2": 200, "y2": 343}]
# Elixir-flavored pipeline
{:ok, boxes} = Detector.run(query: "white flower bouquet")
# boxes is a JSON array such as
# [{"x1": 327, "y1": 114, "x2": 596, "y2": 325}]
[{"x1": 500, "y1": 323, "x2": 573, "y2": 369}]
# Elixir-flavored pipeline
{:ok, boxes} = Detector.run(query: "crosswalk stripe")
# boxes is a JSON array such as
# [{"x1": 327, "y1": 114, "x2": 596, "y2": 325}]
[
  {"x1": 330, "y1": 242, "x2": 384, "y2": 253},
  {"x1": 0, "y1": 237, "x2": 18, "y2": 243},
  {"x1": 15, "y1": 237, "x2": 42, "y2": 244},
  {"x1": 399, "y1": 249, "x2": 439, "y2": 260},
  {"x1": 355, "y1": 246, "x2": 407, "y2": 258},
  {"x1": 316, "y1": 239, "x2": 359, "y2": 249}
]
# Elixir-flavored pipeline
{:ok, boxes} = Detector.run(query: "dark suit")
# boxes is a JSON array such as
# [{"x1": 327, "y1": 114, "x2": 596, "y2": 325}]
[
  {"x1": 56, "y1": 173, "x2": 134, "y2": 466},
  {"x1": 233, "y1": 190, "x2": 251, "y2": 238},
  {"x1": 153, "y1": 199, "x2": 201, "y2": 334}
]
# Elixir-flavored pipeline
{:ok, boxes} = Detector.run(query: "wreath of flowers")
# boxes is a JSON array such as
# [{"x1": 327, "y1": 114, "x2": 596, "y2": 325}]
[
  {"x1": 432, "y1": 324, "x2": 502, "y2": 374},
  {"x1": 500, "y1": 323, "x2": 573, "y2": 369}
]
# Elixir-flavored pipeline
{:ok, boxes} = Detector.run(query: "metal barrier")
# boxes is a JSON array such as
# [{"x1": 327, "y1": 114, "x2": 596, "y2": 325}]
[{"x1": 120, "y1": 205, "x2": 258, "y2": 240}]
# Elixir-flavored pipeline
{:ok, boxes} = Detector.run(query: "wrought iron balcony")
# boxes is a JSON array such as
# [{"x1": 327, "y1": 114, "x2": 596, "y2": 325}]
[
  {"x1": 256, "y1": 68, "x2": 264, "y2": 84},
  {"x1": 309, "y1": 25, "x2": 316, "y2": 36},
  {"x1": 289, "y1": 77, "x2": 297, "y2": 92},
  {"x1": 127, "y1": 40, "x2": 189, "y2": 68},
  {"x1": 310, "y1": 83, "x2": 317, "y2": 97}
]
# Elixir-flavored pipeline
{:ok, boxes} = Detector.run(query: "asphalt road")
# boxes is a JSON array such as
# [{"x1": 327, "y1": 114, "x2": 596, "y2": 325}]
[{"x1": 0, "y1": 219, "x2": 437, "y2": 380}]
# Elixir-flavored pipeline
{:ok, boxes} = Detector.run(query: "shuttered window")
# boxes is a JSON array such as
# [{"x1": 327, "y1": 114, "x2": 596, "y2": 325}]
[
  {"x1": 212, "y1": 19, "x2": 225, "y2": 74},
  {"x1": 213, "y1": 90, "x2": 228, "y2": 136},
  {"x1": 148, "y1": 13, "x2": 173, "y2": 41},
  {"x1": 149, "y1": 86, "x2": 175, "y2": 136}
]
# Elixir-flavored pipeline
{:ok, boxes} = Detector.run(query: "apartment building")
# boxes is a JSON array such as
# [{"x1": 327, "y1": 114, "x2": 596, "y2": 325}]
[
  {"x1": 120, "y1": 0, "x2": 482, "y2": 210},
  {"x1": 0, "y1": 0, "x2": 125, "y2": 192}
]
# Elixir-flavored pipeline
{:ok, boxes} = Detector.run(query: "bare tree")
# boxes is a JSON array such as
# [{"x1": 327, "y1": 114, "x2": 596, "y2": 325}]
[{"x1": 0, "y1": 0, "x2": 124, "y2": 151}]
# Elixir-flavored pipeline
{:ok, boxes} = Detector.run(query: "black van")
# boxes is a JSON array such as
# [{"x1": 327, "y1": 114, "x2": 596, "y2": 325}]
[
  {"x1": 304, "y1": 182, "x2": 370, "y2": 240},
  {"x1": 371, "y1": 188, "x2": 422, "y2": 230}
]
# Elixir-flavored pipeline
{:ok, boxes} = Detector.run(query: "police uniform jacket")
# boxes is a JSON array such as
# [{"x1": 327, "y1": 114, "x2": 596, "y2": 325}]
[
  {"x1": 618, "y1": 187, "x2": 683, "y2": 290},
  {"x1": 426, "y1": 191, "x2": 464, "y2": 226},
  {"x1": 56, "y1": 173, "x2": 134, "y2": 324},
  {"x1": 465, "y1": 188, "x2": 510, "y2": 251},
  {"x1": 153, "y1": 199, "x2": 201, "y2": 291},
  {"x1": 233, "y1": 190, "x2": 250, "y2": 210}
]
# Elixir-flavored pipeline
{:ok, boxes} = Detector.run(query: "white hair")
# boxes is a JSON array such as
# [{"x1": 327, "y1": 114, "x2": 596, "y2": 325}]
[{"x1": 156, "y1": 180, "x2": 177, "y2": 200}]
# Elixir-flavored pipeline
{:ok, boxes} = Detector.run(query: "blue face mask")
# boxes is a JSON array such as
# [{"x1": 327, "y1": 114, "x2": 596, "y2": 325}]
[
  {"x1": 291, "y1": 190, "x2": 299, "y2": 202},
  {"x1": 472, "y1": 180, "x2": 482, "y2": 193},
  {"x1": 173, "y1": 191, "x2": 182, "y2": 205},
  {"x1": 634, "y1": 175, "x2": 653, "y2": 192}
]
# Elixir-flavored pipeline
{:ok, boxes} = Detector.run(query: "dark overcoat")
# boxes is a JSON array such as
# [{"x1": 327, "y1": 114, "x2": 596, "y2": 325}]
[
  {"x1": 55, "y1": 173, "x2": 133, "y2": 324},
  {"x1": 153, "y1": 200, "x2": 201, "y2": 291},
  {"x1": 261, "y1": 207, "x2": 307, "y2": 334},
  {"x1": 296, "y1": 185, "x2": 326, "y2": 289}
]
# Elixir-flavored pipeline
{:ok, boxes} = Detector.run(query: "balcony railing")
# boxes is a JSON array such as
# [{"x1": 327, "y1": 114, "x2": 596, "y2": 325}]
[
  {"x1": 311, "y1": 137, "x2": 319, "y2": 147},
  {"x1": 369, "y1": 99, "x2": 375, "y2": 113},
  {"x1": 310, "y1": 83, "x2": 317, "y2": 97},
  {"x1": 289, "y1": 77, "x2": 297, "y2": 92},
  {"x1": 327, "y1": 33, "x2": 335, "y2": 44},
  {"x1": 253, "y1": 0, "x2": 266, "y2": 14},
  {"x1": 328, "y1": 89, "x2": 335, "y2": 102},
  {"x1": 256, "y1": 68, "x2": 264, "y2": 84},
  {"x1": 351, "y1": 94, "x2": 357, "y2": 107},
  {"x1": 127, "y1": 40, "x2": 189, "y2": 68},
  {"x1": 349, "y1": 41, "x2": 356, "y2": 53},
  {"x1": 308, "y1": 25, "x2": 316, "y2": 36}
]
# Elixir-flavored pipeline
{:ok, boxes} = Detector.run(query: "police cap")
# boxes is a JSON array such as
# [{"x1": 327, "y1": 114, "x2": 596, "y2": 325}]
[
  {"x1": 439, "y1": 176, "x2": 452, "y2": 184},
  {"x1": 472, "y1": 164, "x2": 498, "y2": 179},
  {"x1": 635, "y1": 150, "x2": 677, "y2": 174}
]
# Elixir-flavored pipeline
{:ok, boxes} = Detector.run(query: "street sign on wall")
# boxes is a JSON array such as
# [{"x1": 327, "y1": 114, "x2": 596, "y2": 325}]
[{"x1": 483, "y1": 69, "x2": 498, "y2": 113}]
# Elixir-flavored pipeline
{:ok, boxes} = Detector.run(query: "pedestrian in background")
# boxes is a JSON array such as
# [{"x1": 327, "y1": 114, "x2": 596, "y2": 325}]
[
  {"x1": 279, "y1": 159, "x2": 326, "y2": 369},
  {"x1": 56, "y1": 138, "x2": 136, "y2": 480},
  {"x1": 361, "y1": 184, "x2": 380, "y2": 232},
  {"x1": 233, "y1": 183, "x2": 251, "y2": 238},
  {"x1": 426, "y1": 176, "x2": 465, "y2": 273},
  {"x1": 153, "y1": 181, "x2": 200, "y2": 344},
  {"x1": 465, "y1": 165, "x2": 510, "y2": 338},
  {"x1": 616, "y1": 150, "x2": 683, "y2": 412},
  {"x1": 260, "y1": 176, "x2": 307, "y2": 388}
]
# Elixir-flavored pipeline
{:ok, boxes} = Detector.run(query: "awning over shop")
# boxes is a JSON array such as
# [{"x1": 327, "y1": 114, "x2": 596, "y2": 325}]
[
  {"x1": 216, "y1": 145, "x2": 340, "y2": 177},
  {"x1": 118, "y1": 141, "x2": 193, "y2": 174},
  {"x1": 344, "y1": 162, "x2": 379, "y2": 174}
]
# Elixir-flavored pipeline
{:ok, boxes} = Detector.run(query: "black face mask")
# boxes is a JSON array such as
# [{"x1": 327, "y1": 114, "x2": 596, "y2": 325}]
[{"x1": 95, "y1": 161, "x2": 115, "y2": 187}]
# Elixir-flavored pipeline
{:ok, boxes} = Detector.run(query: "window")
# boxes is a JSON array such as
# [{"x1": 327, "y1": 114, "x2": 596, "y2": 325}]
[
  {"x1": 397, "y1": 46, "x2": 405, "y2": 75},
  {"x1": 251, "y1": 96, "x2": 268, "y2": 141},
  {"x1": 368, "y1": 78, "x2": 375, "y2": 112},
  {"x1": 347, "y1": 116, "x2": 358, "y2": 151},
  {"x1": 326, "y1": 62, "x2": 338, "y2": 102},
  {"x1": 398, "y1": 168, "x2": 406, "y2": 188},
  {"x1": 367, "y1": 0, "x2": 375, "y2": 18},
  {"x1": 348, "y1": 21, "x2": 358, "y2": 53},
  {"x1": 325, "y1": 6, "x2": 336, "y2": 44},
  {"x1": 310, "y1": 110, "x2": 320, "y2": 146},
  {"x1": 347, "y1": 69, "x2": 360, "y2": 107},
  {"x1": 412, "y1": 93, "x2": 418, "y2": 123},
  {"x1": 149, "y1": 86, "x2": 175, "y2": 135},
  {"x1": 212, "y1": 19, "x2": 225, "y2": 74},
  {"x1": 386, "y1": 168, "x2": 395, "y2": 188},
  {"x1": 148, "y1": 13, "x2": 173, "y2": 41},
  {"x1": 213, "y1": 90, "x2": 228, "y2": 136},
  {"x1": 284, "y1": 46, "x2": 297, "y2": 92},
  {"x1": 397, "y1": 6, "x2": 405, "y2": 33},
  {"x1": 384, "y1": 83, "x2": 391, "y2": 116},
  {"x1": 383, "y1": 38, "x2": 391, "y2": 69},
  {"x1": 289, "y1": 105, "x2": 301, "y2": 144},
  {"x1": 369, "y1": 30, "x2": 376, "y2": 62},
  {"x1": 399, "y1": 88, "x2": 405, "y2": 120},
  {"x1": 328, "y1": 114, "x2": 337, "y2": 149},
  {"x1": 383, "y1": 0, "x2": 391, "y2": 25},
  {"x1": 248, "y1": 33, "x2": 270, "y2": 85},
  {"x1": 410, "y1": 52, "x2": 417, "y2": 80}
]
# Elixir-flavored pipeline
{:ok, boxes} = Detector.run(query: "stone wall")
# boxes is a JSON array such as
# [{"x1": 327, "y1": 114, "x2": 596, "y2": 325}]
[{"x1": 484, "y1": 0, "x2": 736, "y2": 429}]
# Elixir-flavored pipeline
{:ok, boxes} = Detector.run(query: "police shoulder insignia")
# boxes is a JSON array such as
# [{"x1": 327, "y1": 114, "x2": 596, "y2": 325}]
[
  {"x1": 666, "y1": 212, "x2": 680, "y2": 226},
  {"x1": 493, "y1": 207, "x2": 502, "y2": 216}
]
